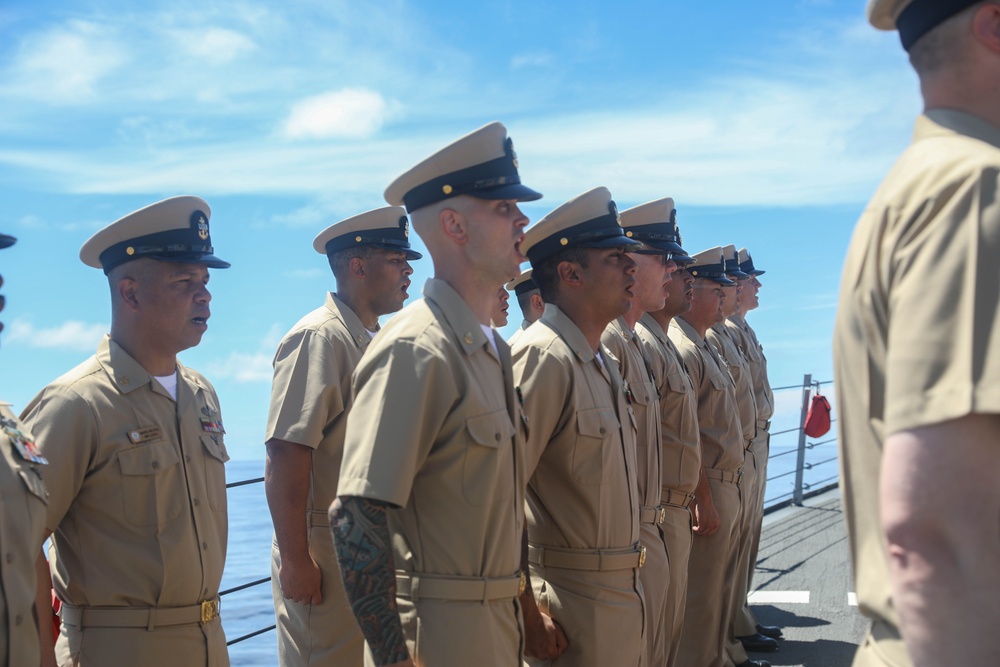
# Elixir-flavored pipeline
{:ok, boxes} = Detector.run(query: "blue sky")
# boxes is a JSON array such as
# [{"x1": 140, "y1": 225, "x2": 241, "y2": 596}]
[{"x1": 0, "y1": 0, "x2": 918, "y2": 459}]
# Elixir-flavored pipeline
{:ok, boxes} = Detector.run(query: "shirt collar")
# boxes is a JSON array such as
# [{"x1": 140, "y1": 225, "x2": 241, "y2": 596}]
[
  {"x1": 327, "y1": 292, "x2": 374, "y2": 351},
  {"x1": 423, "y1": 278, "x2": 490, "y2": 356},
  {"x1": 539, "y1": 303, "x2": 596, "y2": 363},
  {"x1": 918, "y1": 108, "x2": 1000, "y2": 150},
  {"x1": 638, "y1": 312, "x2": 669, "y2": 345}
]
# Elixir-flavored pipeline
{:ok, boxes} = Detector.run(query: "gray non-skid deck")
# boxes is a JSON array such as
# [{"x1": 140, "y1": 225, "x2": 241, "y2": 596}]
[{"x1": 748, "y1": 490, "x2": 869, "y2": 666}]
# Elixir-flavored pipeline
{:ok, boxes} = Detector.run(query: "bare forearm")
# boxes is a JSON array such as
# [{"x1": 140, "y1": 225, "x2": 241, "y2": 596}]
[
  {"x1": 330, "y1": 496, "x2": 409, "y2": 667},
  {"x1": 881, "y1": 416, "x2": 1000, "y2": 666},
  {"x1": 264, "y1": 439, "x2": 312, "y2": 557}
]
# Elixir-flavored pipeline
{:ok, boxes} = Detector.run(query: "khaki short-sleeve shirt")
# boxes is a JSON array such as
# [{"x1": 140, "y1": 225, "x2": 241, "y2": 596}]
[
  {"x1": 512, "y1": 304, "x2": 640, "y2": 550},
  {"x1": 636, "y1": 314, "x2": 702, "y2": 495},
  {"x1": 602, "y1": 317, "x2": 661, "y2": 511},
  {"x1": 266, "y1": 293, "x2": 371, "y2": 512},
  {"x1": 21, "y1": 336, "x2": 228, "y2": 609},
  {"x1": 338, "y1": 279, "x2": 524, "y2": 579},
  {"x1": 834, "y1": 109, "x2": 1000, "y2": 650},
  {"x1": 668, "y1": 317, "x2": 744, "y2": 471},
  {"x1": 726, "y1": 315, "x2": 774, "y2": 423},
  {"x1": 0, "y1": 403, "x2": 48, "y2": 667},
  {"x1": 707, "y1": 323, "x2": 758, "y2": 444}
]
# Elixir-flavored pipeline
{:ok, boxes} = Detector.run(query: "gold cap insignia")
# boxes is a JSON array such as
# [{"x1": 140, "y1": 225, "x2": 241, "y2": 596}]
[
  {"x1": 356, "y1": 236, "x2": 362, "y2": 242},
  {"x1": 126, "y1": 247, "x2": 135, "y2": 256},
  {"x1": 196, "y1": 213, "x2": 210, "y2": 241},
  {"x1": 560, "y1": 238, "x2": 568, "y2": 246},
  {"x1": 442, "y1": 185, "x2": 453, "y2": 195},
  {"x1": 626, "y1": 231, "x2": 633, "y2": 238}
]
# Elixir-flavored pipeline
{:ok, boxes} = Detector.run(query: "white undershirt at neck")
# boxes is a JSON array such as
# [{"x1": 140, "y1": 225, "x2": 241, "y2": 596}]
[
  {"x1": 481, "y1": 324, "x2": 499, "y2": 356},
  {"x1": 154, "y1": 371, "x2": 178, "y2": 400}
]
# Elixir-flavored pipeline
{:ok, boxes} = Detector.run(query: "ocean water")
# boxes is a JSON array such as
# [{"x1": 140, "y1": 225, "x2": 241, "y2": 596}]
[{"x1": 219, "y1": 417, "x2": 840, "y2": 665}]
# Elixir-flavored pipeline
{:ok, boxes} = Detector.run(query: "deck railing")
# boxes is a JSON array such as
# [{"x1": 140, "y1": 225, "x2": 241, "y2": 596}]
[{"x1": 220, "y1": 373, "x2": 839, "y2": 650}]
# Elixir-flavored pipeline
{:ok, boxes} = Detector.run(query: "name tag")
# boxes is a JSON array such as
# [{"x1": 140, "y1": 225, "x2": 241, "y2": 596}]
[{"x1": 127, "y1": 426, "x2": 162, "y2": 444}]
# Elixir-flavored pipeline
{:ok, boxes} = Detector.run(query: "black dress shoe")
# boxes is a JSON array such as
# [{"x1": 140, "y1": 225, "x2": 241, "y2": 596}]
[
  {"x1": 738, "y1": 632, "x2": 780, "y2": 652},
  {"x1": 756, "y1": 623, "x2": 783, "y2": 639},
  {"x1": 735, "y1": 660, "x2": 772, "y2": 667}
]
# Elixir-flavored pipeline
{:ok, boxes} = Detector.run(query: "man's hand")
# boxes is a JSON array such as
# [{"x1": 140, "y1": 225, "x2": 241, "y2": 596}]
[
  {"x1": 520, "y1": 586, "x2": 569, "y2": 661},
  {"x1": 278, "y1": 552, "x2": 323, "y2": 606},
  {"x1": 692, "y1": 494, "x2": 720, "y2": 536}
]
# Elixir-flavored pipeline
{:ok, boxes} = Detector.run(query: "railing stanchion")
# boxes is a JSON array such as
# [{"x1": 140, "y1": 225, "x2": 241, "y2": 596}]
[{"x1": 793, "y1": 373, "x2": 812, "y2": 506}]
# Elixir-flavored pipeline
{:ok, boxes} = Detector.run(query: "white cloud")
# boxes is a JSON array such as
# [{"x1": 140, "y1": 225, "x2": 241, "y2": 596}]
[
  {"x1": 282, "y1": 89, "x2": 389, "y2": 140},
  {"x1": 10, "y1": 20, "x2": 124, "y2": 103},
  {"x1": 5, "y1": 319, "x2": 106, "y2": 351},
  {"x1": 203, "y1": 323, "x2": 284, "y2": 383},
  {"x1": 204, "y1": 350, "x2": 273, "y2": 383},
  {"x1": 176, "y1": 27, "x2": 257, "y2": 65},
  {"x1": 511, "y1": 52, "x2": 553, "y2": 69}
]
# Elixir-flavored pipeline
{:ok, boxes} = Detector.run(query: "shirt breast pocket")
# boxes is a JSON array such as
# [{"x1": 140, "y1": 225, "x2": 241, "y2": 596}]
[
  {"x1": 117, "y1": 441, "x2": 183, "y2": 528},
  {"x1": 709, "y1": 370, "x2": 729, "y2": 392},
  {"x1": 573, "y1": 408, "x2": 619, "y2": 486},
  {"x1": 463, "y1": 410, "x2": 515, "y2": 507},
  {"x1": 201, "y1": 435, "x2": 230, "y2": 512},
  {"x1": 666, "y1": 370, "x2": 690, "y2": 395}
]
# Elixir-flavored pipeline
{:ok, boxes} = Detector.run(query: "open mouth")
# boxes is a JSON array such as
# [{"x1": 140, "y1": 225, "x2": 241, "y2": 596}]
[{"x1": 192, "y1": 316, "x2": 209, "y2": 326}]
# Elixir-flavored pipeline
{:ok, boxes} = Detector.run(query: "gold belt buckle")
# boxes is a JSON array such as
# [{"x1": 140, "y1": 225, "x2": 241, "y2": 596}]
[
  {"x1": 638, "y1": 546, "x2": 647, "y2": 568},
  {"x1": 200, "y1": 599, "x2": 220, "y2": 623},
  {"x1": 518, "y1": 571, "x2": 527, "y2": 596},
  {"x1": 658, "y1": 507, "x2": 666, "y2": 524}
]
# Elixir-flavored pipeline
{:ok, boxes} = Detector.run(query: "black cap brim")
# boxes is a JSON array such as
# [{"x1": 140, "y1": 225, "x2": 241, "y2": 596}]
[
  {"x1": 473, "y1": 183, "x2": 543, "y2": 203},
  {"x1": 0, "y1": 234, "x2": 16, "y2": 249},
  {"x1": 151, "y1": 252, "x2": 231, "y2": 269},
  {"x1": 578, "y1": 234, "x2": 643, "y2": 250}
]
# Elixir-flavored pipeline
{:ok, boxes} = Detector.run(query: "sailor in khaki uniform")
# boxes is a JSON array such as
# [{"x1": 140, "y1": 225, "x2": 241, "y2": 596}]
[
  {"x1": 331, "y1": 122, "x2": 540, "y2": 667},
  {"x1": 512, "y1": 187, "x2": 645, "y2": 667},
  {"x1": 506, "y1": 269, "x2": 543, "y2": 347},
  {"x1": 601, "y1": 198, "x2": 679, "y2": 667},
  {"x1": 22, "y1": 197, "x2": 231, "y2": 667},
  {"x1": 0, "y1": 232, "x2": 52, "y2": 667},
  {"x1": 669, "y1": 248, "x2": 760, "y2": 667},
  {"x1": 726, "y1": 249, "x2": 780, "y2": 644},
  {"x1": 835, "y1": 2, "x2": 1000, "y2": 665},
  {"x1": 266, "y1": 208, "x2": 420, "y2": 667},
  {"x1": 707, "y1": 247, "x2": 774, "y2": 665},
  {"x1": 630, "y1": 203, "x2": 702, "y2": 667}
]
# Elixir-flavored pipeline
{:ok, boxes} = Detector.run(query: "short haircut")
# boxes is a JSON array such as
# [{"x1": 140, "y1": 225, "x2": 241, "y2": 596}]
[
  {"x1": 533, "y1": 246, "x2": 591, "y2": 302},
  {"x1": 516, "y1": 288, "x2": 541, "y2": 313},
  {"x1": 328, "y1": 246, "x2": 377, "y2": 281},
  {"x1": 908, "y1": 2, "x2": 979, "y2": 76}
]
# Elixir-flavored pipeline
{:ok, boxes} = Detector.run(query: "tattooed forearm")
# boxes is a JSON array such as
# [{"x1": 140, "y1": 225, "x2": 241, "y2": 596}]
[{"x1": 331, "y1": 496, "x2": 409, "y2": 666}]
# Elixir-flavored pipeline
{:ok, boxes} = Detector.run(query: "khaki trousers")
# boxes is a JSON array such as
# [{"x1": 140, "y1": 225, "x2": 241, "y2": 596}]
[
  {"x1": 57, "y1": 615, "x2": 228, "y2": 667},
  {"x1": 526, "y1": 563, "x2": 644, "y2": 667},
  {"x1": 725, "y1": 448, "x2": 759, "y2": 666},
  {"x1": 734, "y1": 431, "x2": 770, "y2": 639},
  {"x1": 660, "y1": 505, "x2": 693, "y2": 667},
  {"x1": 639, "y1": 521, "x2": 671, "y2": 667},
  {"x1": 369, "y1": 594, "x2": 522, "y2": 667},
  {"x1": 271, "y1": 524, "x2": 364, "y2": 666},
  {"x1": 676, "y1": 477, "x2": 741, "y2": 667}
]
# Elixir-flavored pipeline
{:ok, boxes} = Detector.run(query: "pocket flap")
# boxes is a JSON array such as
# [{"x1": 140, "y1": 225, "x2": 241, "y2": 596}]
[
  {"x1": 201, "y1": 434, "x2": 231, "y2": 463},
  {"x1": 118, "y1": 442, "x2": 180, "y2": 476},
  {"x1": 466, "y1": 411, "x2": 515, "y2": 448},
  {"x1": 577, "y1": 408, "x2": 618, "y2": 438}
]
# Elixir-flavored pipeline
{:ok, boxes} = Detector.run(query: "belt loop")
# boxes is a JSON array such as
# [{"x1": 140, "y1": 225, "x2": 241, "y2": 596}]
[
  {"x1": 409, "y1": 576, "x2": 420, "y2": 602},
  {"x1": 146, "y1": 608, "x2": 155, "y2": 632}
]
